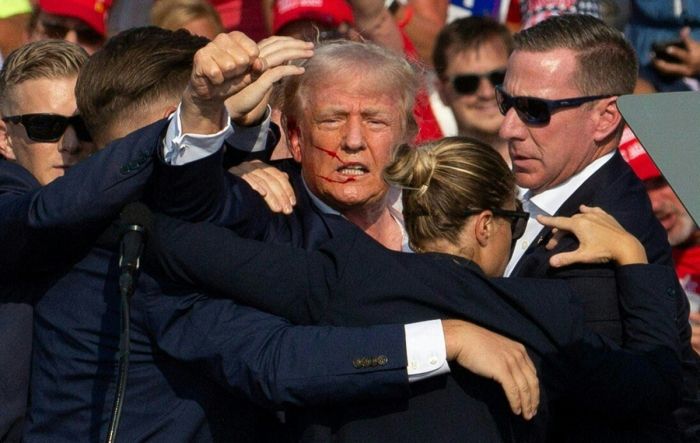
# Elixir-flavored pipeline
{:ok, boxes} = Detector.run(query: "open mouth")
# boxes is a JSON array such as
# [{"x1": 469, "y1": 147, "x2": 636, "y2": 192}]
[{"x1": 337, "y1": 164, "x2": 368, "y2": 176}]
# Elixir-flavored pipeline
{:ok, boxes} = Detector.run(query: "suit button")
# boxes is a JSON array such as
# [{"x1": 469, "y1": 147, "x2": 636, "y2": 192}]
[
  {"x1": 668, "y1": 288, "x2": 676, "y2": 296},
  {"x1": 371, "y1": 357, "x2": 378, "y2": 367},
  {"x1": 120, "y1": 165, "x2": 130, "y2": 175},
  {"x1": 361, "y1": 357, "x2": 371, "y2": 368},
  {"x1": 377, "y1": 355, "x2": 388, "y2": 366},
  {"x1": 137, "y1": 154, "x2": 148, "y2": 164},
  {"x1": 353, "y1": 358, "x2": 363, "y2": 369},
  {"x1": 128, "y1": 160, "x2": 139, "y2": 170}
]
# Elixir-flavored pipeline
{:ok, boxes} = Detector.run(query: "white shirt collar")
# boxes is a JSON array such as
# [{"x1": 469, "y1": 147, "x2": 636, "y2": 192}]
[{"x1": 525, "y1": 150, "x2": 616, "y2": 216}]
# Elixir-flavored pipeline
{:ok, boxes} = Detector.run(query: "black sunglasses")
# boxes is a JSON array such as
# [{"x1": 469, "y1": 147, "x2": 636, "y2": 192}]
[
  {"x1": 40, "y1": 21, "x2": 104, "y2": 46},
  {"x1": 494, "y1": 84, "x2": 613, "y2": 125},
  {"x1": 2, "y1": 114, "x2": 92, "y2": 143},
  {"x1": 464, "y1": 205, "x2": 530, "y2": 241},
  {"x1": 449, "y1": 69, "x2": 506, "y2": 95}
]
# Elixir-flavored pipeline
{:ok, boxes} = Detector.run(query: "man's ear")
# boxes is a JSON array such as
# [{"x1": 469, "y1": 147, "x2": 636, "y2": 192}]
[
  {"x1": 593, "y1": 97, "x2": 623, "y2": 143},
  {"x1": 435, "y1": 76, "x2": 450, "y2": 107},
  {"x1": 287, "y1": 118, "x2": 303, "y2": 163},
  {"x1": 162, "y1": 105, "x2": 178, "y2": 120},
  {"x1": 0, "y1": 119, "x2": 16, "y2": 161},
  {"x1": 474, "y1": 211, "x2": 495, "y2": 247}
]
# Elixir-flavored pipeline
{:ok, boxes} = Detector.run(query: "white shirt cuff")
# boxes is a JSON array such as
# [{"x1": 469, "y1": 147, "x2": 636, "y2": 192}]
[
  {"x1": 405, "y1": 319, "x2": 450, "y2": 382},
  {"x1": 162, "y1": 103, "x2": 233, "y2": 165},
  {"x1": 225, "y1": 105, "x2": 272, "y2": 153}
]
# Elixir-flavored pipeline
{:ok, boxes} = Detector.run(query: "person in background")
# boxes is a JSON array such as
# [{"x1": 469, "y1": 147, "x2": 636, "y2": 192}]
[
  {"x1": 620, "y1": 137, "x2": 700, "y2": 355},
  {"x1": 151, "y1": 0, "x2": 224, "y2": 40},
  {"x1": 0, "y1": 0, "x2": 32, "y2": 69},
  {"x1": 625, "y1": 0, "x2": 700, "y2": 92},
  {"x1": 433, "y1": 16, "x2": 512, "y2": 165},
  {"x1": 26, "y1": 0, "x2": 111, "y2": 55}
]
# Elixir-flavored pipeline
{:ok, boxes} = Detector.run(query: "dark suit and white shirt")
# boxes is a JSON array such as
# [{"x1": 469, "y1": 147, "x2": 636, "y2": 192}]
[{"x1": 503, "y1": 149, "x2": 699, "y2": 441}]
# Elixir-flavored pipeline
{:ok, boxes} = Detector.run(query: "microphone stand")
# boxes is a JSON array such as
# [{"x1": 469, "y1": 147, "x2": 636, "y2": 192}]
[{"x1": 106, "y1": 224, "x2": 146, "y2": 443}]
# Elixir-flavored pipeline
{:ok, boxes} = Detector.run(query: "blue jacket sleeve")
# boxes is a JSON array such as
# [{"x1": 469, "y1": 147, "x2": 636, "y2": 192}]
[
  {"x1": 146, "y1": 213, "x2": 354, "y2": 324},
  {"x1": 0, "y1": 119, "x2": 169, "y2": 278},
  {"x1": 140, "y1": 281, "x2": 410, "y2": 410},
  {"x1": 559, "y1": 263, "x2": 683, "y2": 418}
]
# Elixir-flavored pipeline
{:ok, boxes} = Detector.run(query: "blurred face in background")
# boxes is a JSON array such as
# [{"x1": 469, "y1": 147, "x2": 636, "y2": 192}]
[
  {"x1": 439, "y1": 38, "x2": 509, "y2": 138},
  {"x1": 645, "y1": 177, "x2": 698, "y2": 246},
  {"x1": 28, "y1": 11, "x2": 105, "y2": 55}
]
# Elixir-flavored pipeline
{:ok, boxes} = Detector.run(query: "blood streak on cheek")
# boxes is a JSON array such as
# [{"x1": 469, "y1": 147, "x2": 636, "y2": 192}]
[
  {"x1": 313, "y1": 145, "x2": 355, "y2": 183},
  {"x1": 313, "y1": 146, "x2": 347, "y2": 165}
]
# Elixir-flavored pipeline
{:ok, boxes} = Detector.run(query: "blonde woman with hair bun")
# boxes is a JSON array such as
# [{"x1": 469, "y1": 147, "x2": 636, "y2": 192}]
[{"x1": 150, "y1": 136, "x2": 681, "y2": 441}]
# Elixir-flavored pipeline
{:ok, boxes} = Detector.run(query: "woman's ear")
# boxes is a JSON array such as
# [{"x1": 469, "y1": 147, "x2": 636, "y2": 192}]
[{"x1": 474, "y1": 211, "x2": 494, "y2": 247}]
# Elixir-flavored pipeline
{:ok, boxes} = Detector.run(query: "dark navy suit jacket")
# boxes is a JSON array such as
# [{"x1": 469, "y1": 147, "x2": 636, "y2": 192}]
[
  {"x1": 510, "y1": 151, "x2": 700, "y2": 442},
  {"x1": 0, "y1": 120, "x2": 411, "y2": 443},
  {"x1": 148, "y1": 213, "x2": 683, "y2": 442}
]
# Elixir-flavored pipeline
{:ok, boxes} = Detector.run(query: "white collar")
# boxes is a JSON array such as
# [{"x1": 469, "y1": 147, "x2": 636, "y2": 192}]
[{"x1": 524, "y1": 150, "x2": 616, "y2": 216}]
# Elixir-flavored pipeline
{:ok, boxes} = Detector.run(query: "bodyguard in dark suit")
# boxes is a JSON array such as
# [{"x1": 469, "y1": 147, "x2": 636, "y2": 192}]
[
  {"x1": 145, "y1": 138, "x2": 684, "y2": 442},
  {"x1": 496, "y1": 15, "x2": 699, "y2": 441}
]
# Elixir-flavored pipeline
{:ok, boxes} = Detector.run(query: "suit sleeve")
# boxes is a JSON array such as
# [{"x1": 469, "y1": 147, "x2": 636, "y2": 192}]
[
  {"x1": 561, "y1": 264, "x2": 683, "y2": 418},
  {"x1": 146, "y1": 213, "x2": 353, "y2": 324},
  {"x1": 0, "y1": 119, "x2": 169, "y2": 279},
  {"x1": 141, "y1": 283, "x2": 410, "y2": 410}
]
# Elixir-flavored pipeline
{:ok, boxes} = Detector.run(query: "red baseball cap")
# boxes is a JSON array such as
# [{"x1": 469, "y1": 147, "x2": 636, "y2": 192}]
[
  {"x1": 39, "y1": 0, "x2": 112, "y2": 36},
  {"x1": 619, "y1": 126, "x2": 662, "y2": 182},
  {"x1": 273, "y1": 0, "x2": 355, "y2": 35}
]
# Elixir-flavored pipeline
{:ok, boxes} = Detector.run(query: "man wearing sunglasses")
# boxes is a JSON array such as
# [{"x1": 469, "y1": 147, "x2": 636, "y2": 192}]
[
  {"x1": 27, "y1": 0, "x2": 110, "y2": 55},
  {"x1": 434, "y1": 16, "x2": 512, "y2": 164},
  {"x1": 497, "y1": 14, "x2": 699, "y2": 441}
]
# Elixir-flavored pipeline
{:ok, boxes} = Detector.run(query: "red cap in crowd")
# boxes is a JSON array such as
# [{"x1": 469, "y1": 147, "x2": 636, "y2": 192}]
[
  {"x1": 39, "y1": 0, "x2": 112, "y2": 36},
  {"x1": 619, "y1": 126, "x2": 663, "y2": 182},
  {"x1": 273, "y1": 0, "x2": 355, "y2": 35}
]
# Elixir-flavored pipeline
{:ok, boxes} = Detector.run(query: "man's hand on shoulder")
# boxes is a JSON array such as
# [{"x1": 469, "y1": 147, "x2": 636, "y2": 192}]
[{"x1": 230, "y1": 160, "x2": 296, "y2": 214}]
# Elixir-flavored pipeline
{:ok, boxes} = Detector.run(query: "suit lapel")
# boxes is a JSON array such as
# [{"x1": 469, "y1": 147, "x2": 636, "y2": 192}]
[{"x1": 511, "y1": 151, "x2": 626, "y2": 277}]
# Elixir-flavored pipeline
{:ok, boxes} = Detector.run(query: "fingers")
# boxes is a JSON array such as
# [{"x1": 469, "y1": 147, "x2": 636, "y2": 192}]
[
  {"x1": 492, "y1": 343, "x2": 539, "y2": 420},
  {"x1": 506, "y1": 345, "x2": 539, "y2": 420},
  {"x1": 229, "y1": 161, "x2": 296, "y2": 214},
  {"x1": 258, "y1": 37, "x2": 314, "y2": 67},
  {"x1": 652, "y1": 57, "x2": 692, "y2": 77}
]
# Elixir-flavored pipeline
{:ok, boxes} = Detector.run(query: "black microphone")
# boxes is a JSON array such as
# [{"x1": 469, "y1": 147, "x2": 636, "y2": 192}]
[{"x1": 118, "y1": 202, "x2": 152, "y2": 297}]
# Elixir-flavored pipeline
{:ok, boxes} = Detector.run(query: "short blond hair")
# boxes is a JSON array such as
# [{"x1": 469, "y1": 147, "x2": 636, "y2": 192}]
[{"x1": 0, "y1": 40, "x2": 87, "y2": 113}]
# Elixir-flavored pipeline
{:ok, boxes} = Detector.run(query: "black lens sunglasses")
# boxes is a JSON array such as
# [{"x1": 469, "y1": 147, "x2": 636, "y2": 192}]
[
  {"x1": 2, "y1": 114, "x2": 92, "y2": 143},
  {"x1": 494, "y1": 84, "x2": 614, "y2": 125},
  {"x1": 464, "y1": 202, "x2": 529, "y2": 241},
  {"x1": 449, "y1": 69, "x2": 506, "y2": 95},
  {"x1": 40, "y1": 21, "x2": 104, "y2": 46}
]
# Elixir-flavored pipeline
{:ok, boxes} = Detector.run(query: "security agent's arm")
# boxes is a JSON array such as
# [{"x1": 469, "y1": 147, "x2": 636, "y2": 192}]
[
  {"x1": 142, "y1": 285, "x2": 410, "y2": 409},
  {"x1": 0, "y1": 119, "x2": 169, "y2": 279},
  {"x1": 145, "y1": 213, "x2": 540, "y2": 418},
  {"x1": 537, "y1": 208, "x2": 683, "y2": 417}
]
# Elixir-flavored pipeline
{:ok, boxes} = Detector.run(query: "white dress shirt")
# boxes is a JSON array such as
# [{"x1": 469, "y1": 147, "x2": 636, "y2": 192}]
[
  {"x1": 504, "y1": 151, "x2": 616, "y2": 277},
  {"x1": 162, "y1": 105, "x2": 449, "y2": 380}
]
